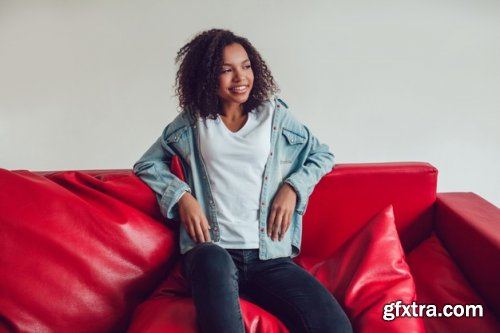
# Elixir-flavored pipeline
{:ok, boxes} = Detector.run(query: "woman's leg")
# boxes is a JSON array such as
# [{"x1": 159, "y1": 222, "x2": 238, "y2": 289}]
[
  {"x1": 247, "y1": 257, "x2": 352, "y2": 333},
  {"x1": 182, "y1": 243, "x2": 246, "y2": 333}
]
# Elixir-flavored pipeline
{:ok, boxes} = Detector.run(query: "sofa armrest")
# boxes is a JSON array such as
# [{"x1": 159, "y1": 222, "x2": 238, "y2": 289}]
[{"x1": 434, "y1": 192, "x2": 500, "y2": 318}]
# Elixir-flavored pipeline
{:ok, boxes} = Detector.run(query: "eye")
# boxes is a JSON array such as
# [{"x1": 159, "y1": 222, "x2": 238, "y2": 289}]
[
  {"x1": 244, "y1": 64, "x2": 252, "y2": 70},
  {"x1": 221, "y1": 68, "x2": 231, "y2": 74}
]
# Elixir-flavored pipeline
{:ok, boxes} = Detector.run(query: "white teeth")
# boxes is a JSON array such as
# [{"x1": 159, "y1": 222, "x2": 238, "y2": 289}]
[{"x1": 230, "y1": 86, "x2": 247, "y2": 92}]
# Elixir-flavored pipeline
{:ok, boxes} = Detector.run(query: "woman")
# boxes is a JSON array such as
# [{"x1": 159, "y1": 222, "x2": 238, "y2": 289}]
[{"x1": 134, "y1": 29, "x2": 352, "y2": 333}]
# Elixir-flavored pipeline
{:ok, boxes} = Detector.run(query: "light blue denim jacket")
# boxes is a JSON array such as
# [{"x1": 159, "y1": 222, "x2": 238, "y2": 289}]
[{"x1": 133, "y1": 97, "x2": 335, "y2": 259}]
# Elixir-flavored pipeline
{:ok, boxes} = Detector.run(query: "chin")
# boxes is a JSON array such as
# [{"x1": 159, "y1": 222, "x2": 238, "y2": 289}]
[
  {"x1": 237, "y1": 95, "x2": 251, "y2": 103},
  {"x1": 229, "y1": 94, "x2": 250, "y2": 104}
]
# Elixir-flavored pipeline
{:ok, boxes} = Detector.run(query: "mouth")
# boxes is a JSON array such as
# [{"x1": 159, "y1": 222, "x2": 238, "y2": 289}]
[{"x1": 229, "y1": 85, "x2": 250, "y2": 94}]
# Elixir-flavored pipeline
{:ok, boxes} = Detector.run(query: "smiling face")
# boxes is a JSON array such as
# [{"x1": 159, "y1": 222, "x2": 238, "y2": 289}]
[{"x1": 217, "y1": 43, "x2": 254, "y2": 113}]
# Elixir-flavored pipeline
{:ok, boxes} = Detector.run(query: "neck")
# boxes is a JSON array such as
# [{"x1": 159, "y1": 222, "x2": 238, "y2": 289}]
[{"x1": 221, "y1": 102, "x2": 245, "y2": 119}]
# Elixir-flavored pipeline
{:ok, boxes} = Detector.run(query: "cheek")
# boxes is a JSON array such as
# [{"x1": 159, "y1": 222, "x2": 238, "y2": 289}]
[{"x1": 218, "y1": 76, "x2": 228, "y2": 93}]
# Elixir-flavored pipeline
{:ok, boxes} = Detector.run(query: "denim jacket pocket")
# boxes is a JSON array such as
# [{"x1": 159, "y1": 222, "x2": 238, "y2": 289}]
[
  {"x1": 165, "y1": 126, "x2": 189, "y2": 144},
  {"x1": 164, "y1": 126, "x2": 191, "y2": 159},
  {"x1": 279, "y1": 127, "x2": 307, "y2": 177},
  {"x1": 282, "y1": 128, "x2": 306, "y2": 145}
]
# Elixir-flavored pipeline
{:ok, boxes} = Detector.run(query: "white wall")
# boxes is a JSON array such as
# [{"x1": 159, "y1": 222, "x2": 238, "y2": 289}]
[{"x1": 1, "y1": 0, "x2": 499, "y2": 207}]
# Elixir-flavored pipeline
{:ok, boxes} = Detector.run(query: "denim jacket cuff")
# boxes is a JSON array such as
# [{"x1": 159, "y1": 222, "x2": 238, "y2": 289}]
[
  {"x1": 284, "y1": 178, "x2": 307, "y2": 215},
  {"x1": 159, "y1": 177, "x2": 191, "y2": 219}
]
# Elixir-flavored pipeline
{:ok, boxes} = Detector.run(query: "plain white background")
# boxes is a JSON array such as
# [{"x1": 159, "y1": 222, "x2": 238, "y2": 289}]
[{"x1": 1, "y1": 0, "x2": 499, "y2": 207}]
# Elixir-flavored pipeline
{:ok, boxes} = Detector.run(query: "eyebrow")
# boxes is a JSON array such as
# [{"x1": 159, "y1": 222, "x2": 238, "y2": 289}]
[{"x1": 221, "y1": 59, "x2": 251, "y2": 66}]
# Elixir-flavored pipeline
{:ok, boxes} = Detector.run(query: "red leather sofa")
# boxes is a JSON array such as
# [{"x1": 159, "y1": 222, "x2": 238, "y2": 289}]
[{"x1": 1, "y1": 162, "x2": 499, "y2": 332}]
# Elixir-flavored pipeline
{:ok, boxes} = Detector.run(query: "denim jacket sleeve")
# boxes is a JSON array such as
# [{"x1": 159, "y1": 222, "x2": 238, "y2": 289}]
[
  {"x1": 133, "y1": 120, "x2": 191, "y2": 220},
  {"x1": 281, "y1": 110, "x2": 335, "y2": 215}
]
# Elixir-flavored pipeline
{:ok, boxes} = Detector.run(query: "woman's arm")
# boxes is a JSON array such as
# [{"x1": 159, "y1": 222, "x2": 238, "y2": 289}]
[
  {"x1": 284, "y1": 124, "x2": 335, "y2": 215},
  {"x1": 133, "y1": 133, "x2": 191, "y2": 221},
  {"x1": 133, "y1": 129, "x2": 211, "y2": 243},
  {"x1": 268, "y1": 105, "x2": 335, "y2": 241}
]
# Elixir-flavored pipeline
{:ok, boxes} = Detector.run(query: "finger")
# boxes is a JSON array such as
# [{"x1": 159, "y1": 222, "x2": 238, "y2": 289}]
[
  {"x1": 272, "y1": 212, "x2": 283, "y2": 241},
  {"x1": 194, "y1": 222, "x2": 206, "y2": 243},
  {"x1": 202, "y1": 217, "x2": 211, "y2": 242},
  {"x1": 267, "y1": 208, "x2": 277, "y2": 237},
  {"x1": 187, "y1": 222, "x2": 197, "y2": 243},
  {"x1": 279, "y1": 211, "x2": 292, "y2": 241}
]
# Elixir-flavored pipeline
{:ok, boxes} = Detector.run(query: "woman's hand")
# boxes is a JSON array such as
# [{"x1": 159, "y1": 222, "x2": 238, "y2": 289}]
[
  {"x1": 178, "y1": 192, "x2": 211, "y2": 243},
  {"x1": 268, "y1": 183, "x2": 297, "y2": 241}
]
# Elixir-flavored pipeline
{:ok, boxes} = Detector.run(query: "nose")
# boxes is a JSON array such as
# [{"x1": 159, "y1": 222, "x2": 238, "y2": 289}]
[{"x1": 233, "y1": 68, "x2": 244, "y2": 82}]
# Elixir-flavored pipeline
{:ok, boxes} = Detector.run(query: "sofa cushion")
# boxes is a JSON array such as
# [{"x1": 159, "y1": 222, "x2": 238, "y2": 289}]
[
  {"x1": 296, "y1": 205, "x2": 425, "y2": 333},
  {"x1": 406, "y1": 234, "x2": 500, "y2": 333},
  {"x1": 0, "y1": 169, "x2": 176, "y2": 332},
  {"x1": 127, "y1": 263, "x2": 290, "y2": 333}
]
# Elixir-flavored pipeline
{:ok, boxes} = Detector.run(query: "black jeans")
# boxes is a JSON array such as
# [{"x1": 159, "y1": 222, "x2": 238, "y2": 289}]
[{"x1": 182, "y1": 243, "x2": 352, "y2": 333}]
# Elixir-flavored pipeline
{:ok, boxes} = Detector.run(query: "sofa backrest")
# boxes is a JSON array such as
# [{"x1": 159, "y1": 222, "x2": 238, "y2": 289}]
[
  {"x1": 0, "y1": 162, "x2": 437, "y2": 331},
  {"x1": 0, "y1": 169, "x2": 176, "y2": 333},
  {"x1": 300, "y1": 162, "x2": 438, "y2": 259}
]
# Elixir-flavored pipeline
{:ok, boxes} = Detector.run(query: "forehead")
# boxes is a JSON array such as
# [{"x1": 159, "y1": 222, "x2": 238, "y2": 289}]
[{"x1": 221, "y1": 43, "x2": 249, "y2": 64}]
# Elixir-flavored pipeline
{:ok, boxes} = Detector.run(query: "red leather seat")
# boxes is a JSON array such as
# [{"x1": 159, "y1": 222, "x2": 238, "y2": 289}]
[{"x1": 1, "y1": 162, "x2": 498, "y2": 332}]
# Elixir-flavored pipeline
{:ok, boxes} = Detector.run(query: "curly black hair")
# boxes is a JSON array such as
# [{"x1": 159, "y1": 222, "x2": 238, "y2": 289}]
[{"x1": 175, "y1": 29, "x2": 279, "y2": 119}]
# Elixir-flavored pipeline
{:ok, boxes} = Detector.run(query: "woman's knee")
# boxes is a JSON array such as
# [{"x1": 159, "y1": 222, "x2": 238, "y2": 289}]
[{"x1": 183, "y1": 243, "x2": 236, "y2": 281}]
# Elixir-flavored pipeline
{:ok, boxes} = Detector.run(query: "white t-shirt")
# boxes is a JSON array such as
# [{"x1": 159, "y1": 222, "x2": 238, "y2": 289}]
[{"x1": 199, "y1": 102, "x2": 273, "y2": 248}]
